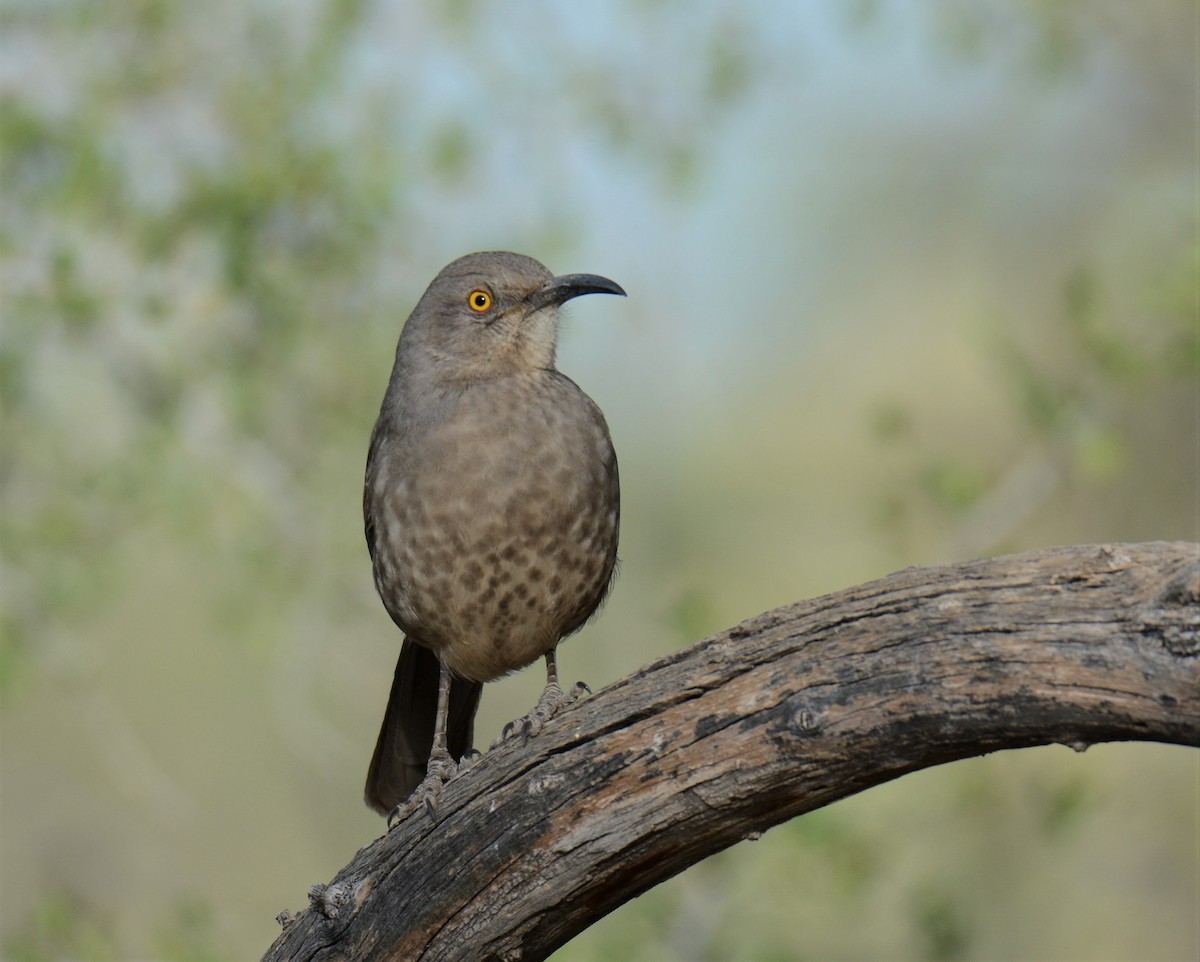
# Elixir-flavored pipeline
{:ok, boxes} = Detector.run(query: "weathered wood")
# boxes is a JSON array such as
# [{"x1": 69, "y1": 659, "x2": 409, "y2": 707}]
[{"x1": 263, "y1": 541, "x2": 1200, "y2": 962}]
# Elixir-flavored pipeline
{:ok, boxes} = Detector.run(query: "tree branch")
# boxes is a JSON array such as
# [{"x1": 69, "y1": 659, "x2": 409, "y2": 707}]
[{"x1": 263, "y1": 541, "x2": 1200, "y2": 962}]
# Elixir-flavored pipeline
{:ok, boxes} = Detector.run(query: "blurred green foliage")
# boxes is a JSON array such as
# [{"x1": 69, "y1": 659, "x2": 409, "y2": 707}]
[{"x1": 4, "y1": 895, "x2": 120, "y2": 962}]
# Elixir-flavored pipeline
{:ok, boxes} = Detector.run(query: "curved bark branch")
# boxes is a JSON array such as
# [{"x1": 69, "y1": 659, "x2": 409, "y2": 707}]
[{"x1": 263, "y1": 541, "x2": 1200, "y2": 962}]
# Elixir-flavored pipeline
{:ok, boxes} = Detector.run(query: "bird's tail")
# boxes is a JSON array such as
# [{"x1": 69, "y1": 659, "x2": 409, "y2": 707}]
[{"x1": 364, "y1": 638, "x2": 482, "y2": 815}]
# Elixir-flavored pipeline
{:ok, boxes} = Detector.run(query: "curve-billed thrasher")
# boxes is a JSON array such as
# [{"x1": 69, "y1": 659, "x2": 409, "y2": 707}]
[{"x1": 363, "y1": 251, "x2": 623, "y2": 820}]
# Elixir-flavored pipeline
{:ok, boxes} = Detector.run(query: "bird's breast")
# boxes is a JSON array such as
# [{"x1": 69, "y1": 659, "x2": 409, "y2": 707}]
[{"x1": 368, "y1": 373, "x2": 619, "y2": 681}]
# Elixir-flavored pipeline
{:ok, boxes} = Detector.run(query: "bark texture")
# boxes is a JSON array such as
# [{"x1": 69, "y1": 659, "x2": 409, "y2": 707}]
[{"x1": 263, "y1": 541, "x2": 1200, "y2": 962}]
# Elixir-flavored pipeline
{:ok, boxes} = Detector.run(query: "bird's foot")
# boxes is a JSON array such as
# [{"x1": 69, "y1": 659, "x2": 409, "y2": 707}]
[
  {"x1": 385, "y1": 750, "x2": 457, "y2": 827},
  {"x1": 495, "y1": 680, "x2": 590, "y2": 746},
  {"x1": 456, "y1": 748, "x2": 483, "y2": 777}
]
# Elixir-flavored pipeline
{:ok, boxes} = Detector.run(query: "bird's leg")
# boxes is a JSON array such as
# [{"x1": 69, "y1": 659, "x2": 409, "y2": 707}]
[
  {"x1": 387, "y1": 662, "x2": 457, "y2": 826},
  {"x1": 497, "y1": 649, "x2": 589, "y2": 744}
]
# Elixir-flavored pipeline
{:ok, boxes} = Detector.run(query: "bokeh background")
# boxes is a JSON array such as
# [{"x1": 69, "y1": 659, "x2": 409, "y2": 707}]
[{"x1": 2, "y1": 0, "x2": 1197, "y2": 959}]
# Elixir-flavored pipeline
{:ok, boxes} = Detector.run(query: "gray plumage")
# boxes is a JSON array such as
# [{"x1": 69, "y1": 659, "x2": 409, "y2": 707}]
[{"x1": 363, "y1": 251, "x2": 623, "y2": 816}]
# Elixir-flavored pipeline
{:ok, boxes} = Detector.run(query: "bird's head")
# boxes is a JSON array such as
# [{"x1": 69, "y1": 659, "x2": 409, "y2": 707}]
[{"x1": 398, "y1": 251, "x2": 625, "y2": 383}]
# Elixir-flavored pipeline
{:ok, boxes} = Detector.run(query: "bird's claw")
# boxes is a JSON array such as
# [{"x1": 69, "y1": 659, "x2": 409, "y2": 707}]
[
  {"x1": 458, "y1": 748, "x2": 483, "y2": 774},
  {"x1": 386, "y1": 752, "x2": 457, "y2": 828},
  {"x1": 494, "y1": 680, "x2": 589, "y2": 748}
]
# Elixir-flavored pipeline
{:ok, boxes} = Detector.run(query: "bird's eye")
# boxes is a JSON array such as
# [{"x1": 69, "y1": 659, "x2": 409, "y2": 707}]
[{"x1": 467, "y1": 290, "x2": 493, "y2": 313}]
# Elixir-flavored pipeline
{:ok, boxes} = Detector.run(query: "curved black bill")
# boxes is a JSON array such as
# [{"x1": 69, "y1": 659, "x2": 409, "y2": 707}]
[{"x1": 527, "y1": 272, "x2": 626, "y2": 311}]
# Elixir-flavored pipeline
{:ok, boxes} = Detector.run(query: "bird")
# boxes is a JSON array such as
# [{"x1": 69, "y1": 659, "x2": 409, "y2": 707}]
[{"x1": 362, "y1": 251, "x2": 623, "y2": 821}]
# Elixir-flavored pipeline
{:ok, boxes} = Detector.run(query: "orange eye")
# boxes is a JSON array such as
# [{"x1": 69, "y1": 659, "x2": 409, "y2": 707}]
[{"x1": 467, "y1": 289, "x2": 492, "y2": 313}]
